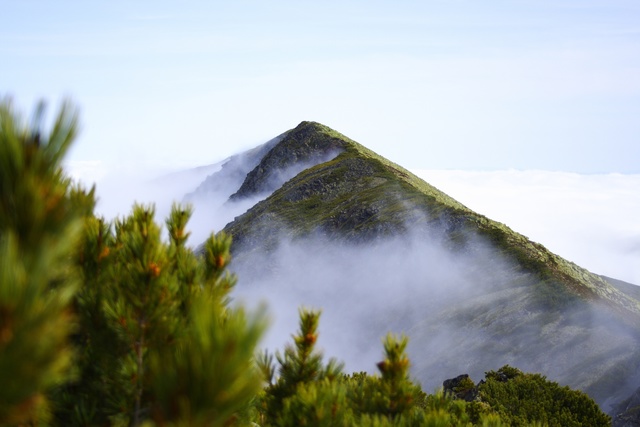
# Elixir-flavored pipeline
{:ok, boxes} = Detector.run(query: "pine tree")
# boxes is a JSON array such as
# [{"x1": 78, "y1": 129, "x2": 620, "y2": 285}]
[
  {"x1": 479, "y1": 365, "x2": 611, "y2": 426},
  {"x1": 105, "y1": 204, "x2": 184, "y2": 424},
  {"x1": 59, "y1": 203, "x2": 268, "y2": 426},
  {"x1": 53, "y1": 213, "x2": 125, "y2": 425},
  {"x1": 374, "y1": 334, "x2": 420, "y2": 418},
  {"x1": 0, "y1": 99, "x2": 270, "y2": 426},
  {"x1": 260, "y1": 308, "x2": 344, "y2": 425},
  {"x1": 344, "y1": 334, "x2": 427, "y2": 424},
  {"x1": 146, "y1": 292, "x2": 267, "y2": 426},
  {"x1": 260, "y1": 317, "x2": 502, "y2": 426},
  {"x1": 0, "y1": 99, "x2": 83, "y2": 425},
  {"x1": 1, "y1": 99, "x2": 610, "y2": 427}
]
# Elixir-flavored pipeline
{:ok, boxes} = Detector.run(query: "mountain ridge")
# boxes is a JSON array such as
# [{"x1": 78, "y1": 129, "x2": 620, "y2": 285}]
[
  {"x1": 187, "y1": 120, "x2": 640, "y2": 418},
  {"x1": 223, "y1": 121, "x2": 640, "y2": 321}
]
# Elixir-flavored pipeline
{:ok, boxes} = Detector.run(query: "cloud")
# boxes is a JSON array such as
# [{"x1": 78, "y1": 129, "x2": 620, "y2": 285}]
[
  {"x1": 226, "y1": 219, "x2": 640, "y2": 409},
  {"x1": 412, "y1": 169, "x2": 640, "y2": 285},
  {"x1": 229, "y1": 230, "x2": 508, "y2": 377},
  {"x1": 64, "y1": 160, "x2": 108, "y2": 185}
]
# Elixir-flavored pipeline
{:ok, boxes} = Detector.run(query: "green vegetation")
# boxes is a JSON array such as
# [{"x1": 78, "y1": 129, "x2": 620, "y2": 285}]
[
  {"x1": 1, "y1": 100, "x2": 267, "y2": 426},
  {"x1": 257, "y1": 311, "x2": 501, "y2": 426},
  {"x1": 0, "y1": 102, "x2": 612, "y2": 426},
  {"x1": 479, "y1": 366, "x2": 611, "y2": 427},
  {"x1": 0, "y1": 100, "x2": 81, "y2": 425}
]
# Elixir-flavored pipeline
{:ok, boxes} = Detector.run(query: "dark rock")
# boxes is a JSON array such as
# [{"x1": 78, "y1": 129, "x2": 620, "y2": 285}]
[
  {"x1": 612, "y1": 386, "x2": 640, "y2": 427},
  {"x1": 186, "y1": 135, "x2": 281, "y2": 201},
  {"x1": 229, "y1": 121, "x2": 345, "y2": 201},
  {"x1": 443, "y1": 374, "x2": 479, "y2": 402}
]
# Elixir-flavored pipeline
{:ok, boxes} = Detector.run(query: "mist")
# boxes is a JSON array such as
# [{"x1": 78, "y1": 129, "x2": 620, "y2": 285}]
[
  {"x1": 229, "y1": 229, "x2": 512, "y2": 373},
  {"x1": 76, "y1": 135, "x2": 342, "y2": 245},
  {"x1": 73, "y1": 159, "x2": 640, "y2": 289},
  {"x1": 66, "y1": 147, "x2": 640, "y2": 410},
  {"x1": 226, "y1": 219, "x2": 640, "y2": 411}
]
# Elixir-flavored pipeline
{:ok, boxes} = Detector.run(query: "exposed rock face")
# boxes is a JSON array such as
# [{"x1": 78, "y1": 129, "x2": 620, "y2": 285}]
[
  {"x1": 229, "y1": 122, "x2": 345, "y2": 201},
  {"x1": 443, "y1": 374, "x2": 479, "y2": 402},
  {"x1": 186, "y1": 135, "x2": 281, "y2": 201},
  {"x1": 613, "y1": 387, "x2": 640, "y2": 427}
]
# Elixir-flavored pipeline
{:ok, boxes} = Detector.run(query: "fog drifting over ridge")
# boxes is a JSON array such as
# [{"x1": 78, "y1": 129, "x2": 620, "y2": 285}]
[
  {"x1": 230, "y1": 227, "x2": 640, "y2": 407},
  {"x1": 71, "y1": 159, "x2": 640, "y2": 287},
  {"x1": 229, "y1": 228, "x2": 523, "y2": 377}
]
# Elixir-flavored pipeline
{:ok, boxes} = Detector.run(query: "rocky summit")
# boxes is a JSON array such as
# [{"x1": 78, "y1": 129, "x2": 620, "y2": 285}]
[{"x1": 187, "y1": 121, "x2": 640, "y2": 419}]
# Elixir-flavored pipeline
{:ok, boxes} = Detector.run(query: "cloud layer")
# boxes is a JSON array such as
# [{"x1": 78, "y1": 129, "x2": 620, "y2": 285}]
[{"x1": 413, "y1": 170, "x2": 640, "y2": 285}]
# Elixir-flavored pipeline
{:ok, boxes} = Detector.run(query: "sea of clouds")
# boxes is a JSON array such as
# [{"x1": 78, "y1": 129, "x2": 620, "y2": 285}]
[{"x1": 412, "y1": 170, "x2": 640, "y2": 286}]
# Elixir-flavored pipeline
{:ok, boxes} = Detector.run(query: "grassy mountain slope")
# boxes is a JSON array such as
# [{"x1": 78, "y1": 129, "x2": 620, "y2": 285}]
[
  {"x1": 225, "y1": 122, "x2": 639, "y2": 317},
  {"x1": 605, "y1": 276, "x2": 640, "y2": 302},
  {"x1": 215, "y1": 121, "x2": 640, "y2": 413}
]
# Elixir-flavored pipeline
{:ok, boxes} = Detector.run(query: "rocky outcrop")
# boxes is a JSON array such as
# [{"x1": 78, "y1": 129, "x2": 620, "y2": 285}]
[
  {"x1": 613, "y1": 387, "x2": 640, "y2": 427},
  {"x1": 229, "y1": 122, "x2": 345, "y2": 201},
  {"x1": 443, "y1": 374, "x2": 479, "y2": 402},
  {"x1": 186, "y1": 135, "x2": 281, "y2": 201}
]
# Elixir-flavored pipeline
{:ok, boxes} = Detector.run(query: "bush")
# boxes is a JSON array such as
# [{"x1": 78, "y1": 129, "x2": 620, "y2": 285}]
[{"x1": 479, "y1": 366, "x2": 610, "y2": 427}]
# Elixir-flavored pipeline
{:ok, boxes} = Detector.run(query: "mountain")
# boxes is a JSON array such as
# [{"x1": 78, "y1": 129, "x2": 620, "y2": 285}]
[
  {"x1": 185, "y1": 134, "x2": 283, "y2": 203},
  {"x1": 187, "y1": 121, "x2": 640, "y2": 417}
]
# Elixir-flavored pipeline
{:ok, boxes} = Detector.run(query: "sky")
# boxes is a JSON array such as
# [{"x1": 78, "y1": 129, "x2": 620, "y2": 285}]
[
  {"x1": 2, "y1": 0, "x2": 640, "y2": 175},
  {"x1": 2, "y1": 1, "x2": 639, "y2": 283}
]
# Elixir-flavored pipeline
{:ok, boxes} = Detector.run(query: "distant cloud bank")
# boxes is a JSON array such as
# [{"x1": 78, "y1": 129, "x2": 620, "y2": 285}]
[{"x1": 413, "y1": 169, "x2": 640, "y2": 285}]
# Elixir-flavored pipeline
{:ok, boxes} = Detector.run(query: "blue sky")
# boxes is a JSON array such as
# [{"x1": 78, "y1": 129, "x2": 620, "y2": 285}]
[
  {"x1": 3, "y1": 1, "x2": 639, "y2": 283},
  {"x1": 3, "y1": 0, "x2": 640, "y2": 176}
]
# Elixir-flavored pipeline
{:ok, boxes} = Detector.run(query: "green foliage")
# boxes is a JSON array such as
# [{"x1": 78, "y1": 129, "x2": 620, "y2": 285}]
[
  {"x1": 57, "y1": 202, "x2": 267, "y2": 426},
  {"x1": 52, "y1": 214, "x2": 123, "y2": 424},
  {"x1": 369, "y1": 334, "x2": 424, "y2": 418},
  {"x1": 342, "y1": 335, "x2": 430, "y2": 424},
  {"x1": 278, "y1": 378, "x2": 353, "y2": 427},
  {"x1": 452, "y1": 376, "x2": 476, "y2": 395},
  {"x1": 258, "y1": 327, "x2": 504, "y2": 427},
  {"x1": 0, "y1": 101, "x2": 612, "y2": 427},
  {"x1": 0, "y1": 100, "x2": 81, "y2": 425},
  {"x1": 261, "y1": 308, "x2": 344, "y2": 424},
  {"x1": 479, "y1": 365, "x2": 611, "y2": 427},
  {"x1": 202, "y1": 229, "x2": 237, "y2": 304},
  {"x1": 0, "y1": 100, "x2": 268, "y2": 426},
  {"x1": 147, "y1": 297, "x2": 267, "y2": 427}
]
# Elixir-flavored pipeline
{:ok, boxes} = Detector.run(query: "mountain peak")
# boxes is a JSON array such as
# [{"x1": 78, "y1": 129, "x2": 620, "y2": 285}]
[
  {"x1": 188, "y1": 121, "x2": 640, "y2": 414},
  {"x1": 292, "y1": 120, "x2": 326, "y2": 130},
  {"x1": 222, "y1": 121, "x2": 640, "y2": 322},
  {"x1": 228, "y1": 121, "x2": 348, "y2": 201}
]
